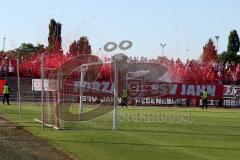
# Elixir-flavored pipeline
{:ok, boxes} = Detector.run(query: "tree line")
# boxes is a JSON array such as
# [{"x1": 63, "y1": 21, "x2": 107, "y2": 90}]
[
  {"x1": 1, "y1": 19, "x2": 92, "y2": 59},
  {"x1": 201, "y1": 30, "x2": 240, "y2": 63}
]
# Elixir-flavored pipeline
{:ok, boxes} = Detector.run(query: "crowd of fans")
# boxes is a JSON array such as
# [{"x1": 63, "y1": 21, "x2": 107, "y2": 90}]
[
  {"x1": 0, "y1": 53, "x2": 15, "y2": 77},
  {"x1": 19, "y1": 53, "x2": 64, "y2": 78},
  {"x1": 129, "y1": 56, "x2": 240, "y2": 85},
  {"x1": 0, "y1": 52, "x2": 65, "y2": 78},
  {"x1": 1, "y1": 52, "x2": 240, "y2": 85}
]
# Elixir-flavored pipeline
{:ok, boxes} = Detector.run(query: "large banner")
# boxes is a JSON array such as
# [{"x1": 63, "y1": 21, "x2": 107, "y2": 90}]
[
  {"x1": 127, "y1": 81, "x2": 223, "y2": 99},
  {"x1": 136, "y1": 98, "x2": 188, "y2": 105},
  {"x1": 74, "y1": 80, "x2": 223, "y2": 99},
  {"x1": 32, "y1": 79, "x2": 56, "y2": 91},
  {"x1": 74, "y1": 81, "x2": 113, "y2": 94},
  {"x1": 0, "y1": 80, "x2": 6, "y2": 95},
  {"x1": 135, "y1": 97, "x2": 220, "y2": 106},
  {"x1": 222, "y1": 85, "x2": 240, "y2": 107},
  {"x1": 222, "y1": 85, "x2": 240, "y2": 99},
  {"x1": 223, "y1": 99, "x2": 240, "y2": 107}
]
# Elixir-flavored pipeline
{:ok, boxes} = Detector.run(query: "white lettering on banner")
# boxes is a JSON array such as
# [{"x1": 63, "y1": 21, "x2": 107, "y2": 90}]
[
  {"x1": 136, "y1": 98, "x2": 187, "y2": 105},
  {"x1": 186, "y1": 85, "x2": 195, "y2": 96},
  {"x1": 223, "y1": 99, "x2": 240, "y2": 107},
  {"x1": 102, "y1": 82, "x2": 111, "y2": 92},
  {"x1": 32, "y1": 79, "x2": 56, "y2": 91},
  {"x1": 181, "y1": 84, "x2": 216, "y2": 97},
  {"x1": 160, "y1": 83, "x2": 168, "y2": 95},
  {"x1": 105, "y1": 97, "x2": 111, "y2": 103},
  {"x1": 146, "y1": 98, "x2": 150, "y2": 104},
  {"x1": 81, "y1": 96, "x2": 122, "y2": 103},
  {"x1": 85, "y1": 82, "x2": 92, "y2": 90},
  {"x1": 196, "y1": 85, "x2": 206, "y2": 96},
  {"x1": 92, "y1": 82, "x2": 101, "y2": 92},
  {"x1": 74, "y1": 81, "x2": 219, "y2": 98},
  {"x1": 167, "y1": 99, "x2": 172, "y2": 104},
  {"x1": 156, "y1": 98, "x2": 161, "y2": 104},
  {"x1": 151, "y1": 83, "x2": 177, "y2": 96},
  {"x1": 151, "y1": 83, "x2": 159, "y2": 95},
  {"x1": 136, "y1": 98, "x2": 141, "y2": 104},
  {"x1": 74, "y1": 81, "x2": 114, "y2": 93},
  {"x1": 151, "y1": 98, "x2": 155, "y2": 104},
  {"x1": 181, "y1": 84, "x2": 186, "y2": 95},
  {"x1": 93, "y1": 97, "x2": 98, "y2": 102},
  {"x1": 109, "y1": 84, "x2": 114, "y2": 93},
  {"x1": 87, "y1": 96, "x2": 91, "y2": 102},
  {"x1": 223, "y1": 85, "x2": 240, "y2": 98},
  {"x1": 83, "y1": 96, "x2": 86, "y2": 101},
  {"x1": 169, "y1": 84, "x2": 178, "y2": 95},
  {"x1": 199, "y1": 99, "x2": 219, "y2": 106},
  {"x1": 226, "y1": 100, "x2": 230, "y2": 106},
  {"x1": 162, "y1": 99, "x2": 167, "y2": 104},
  {"x1": 207, "y1": 85, "x2": 216, "y2": 96}
]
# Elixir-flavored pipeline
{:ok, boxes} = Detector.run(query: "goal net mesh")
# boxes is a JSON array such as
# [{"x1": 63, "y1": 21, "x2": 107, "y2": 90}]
[{"x1": 42, "y1": 55, "x2": 119, "y2": 130}]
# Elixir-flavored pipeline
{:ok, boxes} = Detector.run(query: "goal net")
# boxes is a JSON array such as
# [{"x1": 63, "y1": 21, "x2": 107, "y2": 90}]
[
  {"x1": 38, "y1": 54, "x2": 191, "y2": 130},
  {"x1": 41, "y1": 54, "x2": 123, "y2": 130}
]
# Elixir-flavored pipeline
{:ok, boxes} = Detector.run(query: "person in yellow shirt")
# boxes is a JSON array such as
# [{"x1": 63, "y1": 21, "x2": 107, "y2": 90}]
[
  {"x1": 3, "y1": 82, "x2": 10, "y2": 105},
  {"x1": 121, "y1": 88, "x2": 128, "y2": 108},
  {"x1": 201, "y1": 89, "x2": 208, "y2": 109}
]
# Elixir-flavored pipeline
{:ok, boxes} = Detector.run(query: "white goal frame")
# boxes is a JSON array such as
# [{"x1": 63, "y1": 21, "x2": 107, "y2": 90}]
[{"x1": 79, "y1": 60, "x2": 119, "y2": 130}]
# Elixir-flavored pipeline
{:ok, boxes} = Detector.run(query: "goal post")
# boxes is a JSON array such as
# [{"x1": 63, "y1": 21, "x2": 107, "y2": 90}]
[
  {"x1": 79, "y1": 60, "x2": 118, "y2": 130},
  {"x1": 35, "y1": 53, "x2": 128, "y2": 130}
]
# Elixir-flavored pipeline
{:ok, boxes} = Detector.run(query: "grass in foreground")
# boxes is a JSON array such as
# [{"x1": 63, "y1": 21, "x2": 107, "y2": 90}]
[{"x1": 0, "y1": 104, "x2": 240, "y2": 160}]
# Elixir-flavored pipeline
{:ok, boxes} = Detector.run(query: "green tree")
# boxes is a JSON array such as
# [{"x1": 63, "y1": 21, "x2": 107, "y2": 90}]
[
  {"x1": 68, "y1": 36, "x2": 92, "y2": 56},
  {"x1": 69, "y1": 40, "x2": 78, "y2": 55},
  {"x1": 14, "y1": 43, "x2": 45, "y2": 59},
  {"x1": 35, "y1": 44, "x2": 45, "y2": 52},
  {"x1": 217, "y1": 51, "x2": 237, "y2": 62},
  {"x1": 217, "y1": 30, "x2": 240, "y2": 62},
  {"x1": 15, "y1": 43, "x2": 37, "y2": 59},
  {"x1": 227, "y1": 30, "x2": 240, "y2": 54},
  {"x1": 200, "y1": 38, "x2": 217, "y2": 63},
  {"x1": 48, "y1": 19, "x2": 62, "y2": 52}
]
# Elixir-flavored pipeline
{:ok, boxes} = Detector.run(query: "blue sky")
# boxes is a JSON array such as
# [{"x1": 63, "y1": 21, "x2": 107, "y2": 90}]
[{"x1": 0, "y1": 0, "x2": 240, "y2": 61}]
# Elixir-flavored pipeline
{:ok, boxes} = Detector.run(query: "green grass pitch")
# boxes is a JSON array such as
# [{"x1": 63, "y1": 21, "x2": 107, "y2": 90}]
[{"x1": 0, "y1": 104, "x2": 240, "y2": 160}]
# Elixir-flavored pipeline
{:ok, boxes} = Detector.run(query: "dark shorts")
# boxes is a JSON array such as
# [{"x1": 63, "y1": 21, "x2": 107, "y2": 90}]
[
  {"x1": 122, "y1": 97, "x2": 127, "y2": 105},
  {"x1": 202, "y1": 98, "x2": 208, "y2": 105}
]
